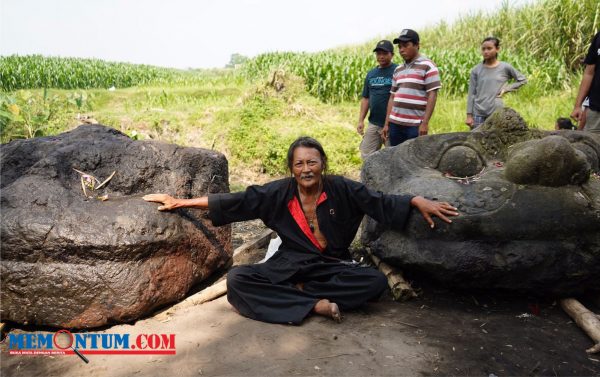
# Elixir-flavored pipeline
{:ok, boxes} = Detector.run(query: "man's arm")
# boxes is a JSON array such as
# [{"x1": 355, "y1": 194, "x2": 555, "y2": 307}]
[
  {"x1": 498, "y1": 65, "x2": 527, "y2": 97},
  {"x1": 419, "y1": 90, "x2": 438, "y2": 136},
  {"x1": 381, "y1": 95, "x2": 394, "y2": 141},
  {"x1": 343, "y1": 178, "x2": 458, "y2": 230},
  {"x1": 466, "y1": 68, "x2": 477, "y2": 127},
  {"x1": 571, "y1": 64, "x2": 595, "y2": 121},
  {"x1": 357, "y1": 97, "x2": 369, "y2": 135},
  {"x1": 143, "y1": 194, "x2": 208, "y2": 211}
]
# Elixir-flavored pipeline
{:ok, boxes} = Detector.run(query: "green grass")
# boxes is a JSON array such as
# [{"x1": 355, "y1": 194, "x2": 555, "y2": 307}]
[
  {"x1": 1, "y1": 70, "x2": 577, "y2": 184},
  {"x1": 431, "y1": 87, "x2": 577, "y2": 134},
  {"x1": 0, "y1": 0, "x2": 591, "y2": 184}
]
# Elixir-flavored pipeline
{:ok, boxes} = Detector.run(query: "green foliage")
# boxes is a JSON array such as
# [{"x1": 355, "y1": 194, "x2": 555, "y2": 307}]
[
  {"x1": 67, "y1": 91, "x2": 94, "y2": 111},
  {"x1": 227, "y1": 78, "x2": 293, "y2": 175},
  {"x1": 1, "y1": 0, "x2": 593, "y2": 181},
  {"x1": 0, "y1": 89, "x2": 81, "y2": 142},
  {"x1": 420, "y1": 0, "x2": 599, "y2": 70},
  {"x1": 242, "y1": 51, "x2": 370, "y2": 103},
  {"x1": 223, "y1": 72, "x2": 361, "y2": 176},
  {"x1": 242, "y1": 0, "x2": 598, "y2": 103},
  {"x1": 0, "y1": 69, "x2": 575, "y2": 179},
  {"x1": 0, "y1": 54, "x2": 214, "y2": 91},
  {"x1": 226, "y1": 53, "x2": 249, "y2": 68}
]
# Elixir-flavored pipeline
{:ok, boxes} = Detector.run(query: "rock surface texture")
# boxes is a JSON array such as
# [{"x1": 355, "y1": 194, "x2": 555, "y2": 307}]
[
  {"x1": 362, "y1": 108, "x2": 600, "y2": 295},
  {"x1": 1, "y1": 125, "x2": 231, "y2": 328}
]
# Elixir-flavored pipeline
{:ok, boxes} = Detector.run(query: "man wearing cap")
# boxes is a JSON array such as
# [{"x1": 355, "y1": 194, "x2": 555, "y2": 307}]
[
  {"x1": 382, "y1": 29, "x2": 441, "y2": 146},
  {"x1": 357, "y1": 40, "x2": 397, "y2": 159}
]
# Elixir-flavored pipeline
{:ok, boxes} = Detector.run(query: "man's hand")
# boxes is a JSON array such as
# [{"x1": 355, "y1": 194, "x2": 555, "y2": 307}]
[
  {"x1": 465, "y1": 114, "x2": 474, "y2": 128},
  {"x1": 381, "y1": 124, "x2": 389, "y2": 141},
  {"x1": 418, "y1": 122, "x2": 429, "y2": 136},
  {"x1": 357, "y1": 121, "x2": 365, "y2": 136},
  {"x1": 410, "y1": 196, "x2": 459, "y2": 228},
  {"x1": 143, "y1": 194, "x2": 178, "y2": 211},
  {"x1": 571, "y1": 107, "x2": 583, "y2": 122}
]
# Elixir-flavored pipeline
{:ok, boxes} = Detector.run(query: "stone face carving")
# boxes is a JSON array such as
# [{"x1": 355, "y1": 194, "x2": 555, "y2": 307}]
[
  {"x1": 361, "y1": 108, "x2": 600, "y2": 295},
  {"x1": 1, "y1": 125, "x2": 231, "y2": 328}
]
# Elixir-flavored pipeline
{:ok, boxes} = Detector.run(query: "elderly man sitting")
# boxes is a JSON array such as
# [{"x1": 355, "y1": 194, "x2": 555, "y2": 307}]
[{"x1": 144, "y1": 136, "x2": 458, "y2": 325}]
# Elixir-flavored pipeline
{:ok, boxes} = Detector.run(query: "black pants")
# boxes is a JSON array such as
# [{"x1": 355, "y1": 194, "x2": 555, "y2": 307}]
[{"x1": 226, "y1": 261, "x2": 388, "y2": 325}]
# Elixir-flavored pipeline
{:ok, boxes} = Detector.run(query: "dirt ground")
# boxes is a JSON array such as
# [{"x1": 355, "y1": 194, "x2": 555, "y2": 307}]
[{"x1": 2, "y1": 223, "x2": 599, "y2": 377}]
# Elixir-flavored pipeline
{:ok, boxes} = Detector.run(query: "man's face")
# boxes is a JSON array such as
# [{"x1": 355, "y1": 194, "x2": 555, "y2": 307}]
[
  {"x1": 375, "y1": 50, "x2": 393, "y2": 67},
  {"x1": 481, "y1": 41, "x2": 499, "y2": 61},
  {"x1": 398, "y1": 41, "x2": 419, "y2": 62},
  {"x1": 292, "y1": 146, "x2": 324, "y2": 191}
]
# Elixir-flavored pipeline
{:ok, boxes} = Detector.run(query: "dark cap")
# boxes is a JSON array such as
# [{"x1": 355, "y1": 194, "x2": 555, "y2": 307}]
[
  {"x1": 393, "y1": 29, "x2": 420, "y2": 44},
  {"x1": 373, "y1": 40, "x2": 394, "y2": 53}
]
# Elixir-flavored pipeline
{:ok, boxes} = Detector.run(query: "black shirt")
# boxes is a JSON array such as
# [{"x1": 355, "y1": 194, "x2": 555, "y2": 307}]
[
  {"x1": 362, "y1": 64, "x2": 398, "y2": 127},
  {"x1": 208, "y1": 175, "x2": 413, "y2": 283},
  {"x1": 584, "y1": 32, "x2": 600, "y2": 111}
]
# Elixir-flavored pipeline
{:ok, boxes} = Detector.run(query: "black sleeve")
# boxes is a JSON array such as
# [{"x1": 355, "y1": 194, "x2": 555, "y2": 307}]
[
  {"x1": 584, "y1": 32, "x2": 600, "y2": 65},
  {"x1": 208, "y1": 183, "x2": 276, "y2": 226},
  {"x1": 342, "y1": 177, "x2": 414, "y2": 230}
]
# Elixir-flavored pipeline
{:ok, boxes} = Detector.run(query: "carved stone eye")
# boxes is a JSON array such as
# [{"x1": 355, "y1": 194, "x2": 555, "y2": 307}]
[{"x1": 438, "y1": 146, "x2": 484, "y2": 177}]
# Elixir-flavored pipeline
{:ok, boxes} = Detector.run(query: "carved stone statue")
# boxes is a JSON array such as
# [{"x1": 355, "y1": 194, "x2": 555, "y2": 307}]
[{"x1": 362, "y1": 108, "x2": 600, "y2": 295}]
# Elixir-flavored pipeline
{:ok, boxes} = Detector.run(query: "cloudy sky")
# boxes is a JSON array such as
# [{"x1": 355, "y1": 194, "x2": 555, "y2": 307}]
[{"x1": 1, "y1": 0, "x2": 533, "y2": 69}]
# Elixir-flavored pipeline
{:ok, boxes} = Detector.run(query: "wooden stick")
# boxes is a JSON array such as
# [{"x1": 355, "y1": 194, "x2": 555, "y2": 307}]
[
  {"x1": 305, "y1": 353, "x2": 358, "y2": 360},
  {"x1": 560, "y1": 298, "x2": 600, "y2": 354},
  {"x1": 233, "y1": 229, "x2": 275, "y2": 259},
  {"x1": 396, "y1": 320, "x2": 419, "y2": 328},
  {"x1": 154, "y1": 280, "x2": 227, "y2": 321},
  {"x1": 367, "y1": 249, "x2": 417, "y2": 301},
  {"x1": 187, "y1": 279, "x2": 227, "y2": 305},
  {"x1": 95, "y1": 171, "x2": 116, "y2": 190}
]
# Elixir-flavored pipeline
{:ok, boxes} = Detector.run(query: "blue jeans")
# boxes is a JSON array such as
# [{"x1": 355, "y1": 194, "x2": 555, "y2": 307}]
[
  {"x1": 389, "y1": 123, "x2": 419, "y2": 146},
  {"x1": 471, "y1": 115, "x2": 487, "y2": 130}
]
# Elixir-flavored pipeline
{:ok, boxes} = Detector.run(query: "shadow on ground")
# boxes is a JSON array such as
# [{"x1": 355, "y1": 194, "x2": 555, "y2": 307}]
[{"x1": 2, "y1": 286, "x2": 599, "y2": 376}]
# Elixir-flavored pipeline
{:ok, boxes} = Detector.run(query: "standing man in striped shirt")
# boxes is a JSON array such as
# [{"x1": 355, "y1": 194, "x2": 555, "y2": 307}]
[{"x1": 382, "y1": 29, "x2": 441, "y2": 146}]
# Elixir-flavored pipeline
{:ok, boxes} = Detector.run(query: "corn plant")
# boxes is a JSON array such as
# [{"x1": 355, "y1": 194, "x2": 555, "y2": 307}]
[
  {"x1": 241, "y1": 0, "x2": 598, "y2": 103},
  {"x1": 0, "y1": 55, "x2": 210, "y2": 91}
]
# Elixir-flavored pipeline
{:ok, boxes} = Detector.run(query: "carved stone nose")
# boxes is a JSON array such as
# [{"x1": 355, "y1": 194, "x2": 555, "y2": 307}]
[{"x1": 504, "y1": 135, "x2": 591, "y2": 186}]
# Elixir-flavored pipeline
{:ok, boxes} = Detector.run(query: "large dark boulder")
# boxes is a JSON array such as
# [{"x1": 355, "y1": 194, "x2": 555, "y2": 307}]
[
  {"x1": 362, "y1": 108, "x2": 600, "y2": 295},
  {"x1": 1, "y1": 125, "x2": 231, "y2": 328}
]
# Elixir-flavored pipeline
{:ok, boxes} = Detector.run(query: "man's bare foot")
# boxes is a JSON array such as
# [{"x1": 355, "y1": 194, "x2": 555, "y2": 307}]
[{"x1": 313, "y1": 299, "x2": 342, "y2": 323}]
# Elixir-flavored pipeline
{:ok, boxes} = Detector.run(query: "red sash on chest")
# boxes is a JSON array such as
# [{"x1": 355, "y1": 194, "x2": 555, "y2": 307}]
[{"x1": 287, "y1": 192, "x2": 327, "y2": 252}]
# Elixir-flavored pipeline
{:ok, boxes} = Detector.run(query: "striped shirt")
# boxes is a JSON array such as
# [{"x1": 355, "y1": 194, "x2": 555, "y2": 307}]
[{"x1": 389, "y1": 55, "x2": 441, "y2": 126}]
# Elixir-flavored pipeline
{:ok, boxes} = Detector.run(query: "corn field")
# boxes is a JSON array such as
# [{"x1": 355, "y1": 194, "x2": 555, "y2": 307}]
[
  {"x1": 242, "y1": 51, "x2": 371, "y2": 103},
  {"x1": 1, "y1": 0, "x2": 597, "y2": 104},
  {"x1": 0, "y1": 55, "x2": 205, "y2": 92},
  {"x1": 243, "y1": 0, "x2": 599, "y2": 103},
  {"x1": 421, "y1": 0, "x2": 599, "y2": 70}
]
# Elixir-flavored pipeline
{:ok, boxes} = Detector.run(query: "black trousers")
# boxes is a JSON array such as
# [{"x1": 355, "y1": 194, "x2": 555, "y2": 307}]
[{"x1": 226, "y1": 261, "x2": 388, "y2": 325}]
